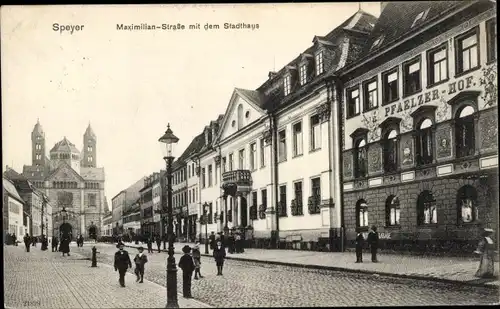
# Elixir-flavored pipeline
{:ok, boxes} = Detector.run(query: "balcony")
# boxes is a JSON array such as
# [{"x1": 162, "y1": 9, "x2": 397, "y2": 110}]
[{"x1": 221, "y1": 170, "x2": 253, "y2": 195}]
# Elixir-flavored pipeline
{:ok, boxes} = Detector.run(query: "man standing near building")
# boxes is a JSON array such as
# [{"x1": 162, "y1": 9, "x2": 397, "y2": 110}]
[
  {"x1": 367, "y1": 225, "x2": 379, "y2": 263},
  {"x1": 114, "y1": 242, "x2": 132, "y2": 287},
  {"x1": 23, "y1": 233, "x2": 31, "y2": 252}
]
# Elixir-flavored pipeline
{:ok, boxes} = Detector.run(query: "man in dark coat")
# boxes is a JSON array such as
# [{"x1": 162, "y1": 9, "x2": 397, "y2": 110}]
[
  {"x1": 178, "y1": 245, "x2": 195, "y2": 298},
  {"x1": 355, "y1": 230, "x2": 364, "y2": 263},
  {"x1": 213, "y1": 240, "x2": 226, "y2": 275},
  {"x1": 155, "y1": 235, "x2": 162, "y2": 253},
  {"x1": 146, "y1": 236, "x2": 153, "y2": 253},
  {"x1": 41, "y1": 235, "x2": 48, "y2": 251},
  {"x1": 23, "y1": 233, "x2": 31, "y2": 252},
  {"x1": 209, "y1": 232, "x2": 216, "y2": 250},
  {"x1": 114, "y1": 242, "x2": 132, "y2": 287},
  {"x1": 52, "y1": 236, "x2": 59, "y2": 252},
  {"x1": 60, "y1": 235, "x2": 71, "y2": 256},
  {"x1": 367, "y1": 225, "x2": 379, "y2": 263},
  {"x1": 133, "y1": 246, "x2": 148, "y2": 283}
]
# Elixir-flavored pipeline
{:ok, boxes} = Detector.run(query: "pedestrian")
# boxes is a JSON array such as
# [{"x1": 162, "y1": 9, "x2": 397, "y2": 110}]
[
  {"x1": 133, "y1": 246, "x2": 148, "y2": 283},
  {"x1": 213, "y1": 240, "x2": 226, "y2": 275},
  {"x1": 23, "y1": 233, "x2": 31, "y2": 252},
  {"x1": 12, "y1": 233, "x2": 18, "y2": 246},
  {"x1": 41, "y1": 235, "x2": 48, "y2": 251},
  {"x1": 355, "y1": 230, "x2": 364, "y2": 263},
  {"x1": 147, "y1": 236, "x2": 153, "y2": 253},
  {"x1": 228, "y1": 231, "x2": 235, "y2": 254},
  {"x1": 60, "y1": 235, "x2": 71, "y2": 257},
  {"x1": 114, "y1": 242, "x2": 132, "y2": 287},
  {"x1": 192, "y1": 243, "x2": 203, "y2": 279},
  {"x1": 52, "y1": 236, "x2": 59, "y2": 252},
  {"x1": 155, "y1": 235, "x2": 162, "y2": 253},
  {"x1": 474, "y1": 228, "x2": 496, "y2": 278},
  {"x1": 235, "y1": 232, "x2": 242, "y2": 253},
  {"x1": 209, "y1": 231, "x2": 216, "y2": 250},
  {"x1": 178, "y1": 245, "x2": 195, "y2": 298},
  {"x1": 32, "y1": 236, "x2": 37, "y2": 247},
  {"x1": 367, "y1": 225, "x2": 379, "y2": 263}
]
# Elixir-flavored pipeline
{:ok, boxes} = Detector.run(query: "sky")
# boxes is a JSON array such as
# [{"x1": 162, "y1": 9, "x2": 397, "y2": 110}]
[{"x1": 1, "y1": 3, "x2": 380, "y2": 209}]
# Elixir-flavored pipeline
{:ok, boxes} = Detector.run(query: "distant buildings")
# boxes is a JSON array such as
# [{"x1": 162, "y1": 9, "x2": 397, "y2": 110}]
[{"x1": 3, "y1": 177, "x2": 26, "y2": 242}]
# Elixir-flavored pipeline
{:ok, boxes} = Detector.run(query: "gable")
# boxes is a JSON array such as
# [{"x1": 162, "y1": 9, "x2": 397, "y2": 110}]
[
  {"x1": 217, "y1": 89, "x2": 266, "y2": 142},
  {"x1": 46, "y1": 162, "x2": 84, "y2": 183}
]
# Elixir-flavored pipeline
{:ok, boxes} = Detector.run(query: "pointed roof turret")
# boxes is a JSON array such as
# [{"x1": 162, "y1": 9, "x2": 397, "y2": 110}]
[
  {"x1": 85, "y1": 122, "x2": 96, "y2": 139},
  {"x1": 32, "y1": 118, "x2": 44, "y2": 136}
]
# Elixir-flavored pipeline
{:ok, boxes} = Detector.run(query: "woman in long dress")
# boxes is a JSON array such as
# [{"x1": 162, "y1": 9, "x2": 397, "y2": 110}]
[{"x1": 474, "y1": 228, "x2": 495, "y2": 278}]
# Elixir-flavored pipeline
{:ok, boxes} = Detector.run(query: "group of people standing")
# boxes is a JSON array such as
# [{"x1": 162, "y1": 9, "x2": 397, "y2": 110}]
[
  {"x1": 355, "y1": 225, "x2": 379, "y2": 263},
  {"x1": 22, "y1": 234, "x2": 49, "y2": 252}
]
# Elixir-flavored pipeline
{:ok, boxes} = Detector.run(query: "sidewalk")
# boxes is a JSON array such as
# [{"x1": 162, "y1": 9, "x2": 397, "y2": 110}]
[
  {"x1": 4, "y1": 244, "x2": 211, "y2": 308},
  {"x1": 120, "y1": 241, "x2": 499, "y2": 288}
]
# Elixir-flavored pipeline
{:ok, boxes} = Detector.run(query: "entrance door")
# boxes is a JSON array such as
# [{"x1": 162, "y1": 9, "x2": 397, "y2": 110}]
[{"x1": 240, "y1": 197, "x2": 248, "y2": 227}]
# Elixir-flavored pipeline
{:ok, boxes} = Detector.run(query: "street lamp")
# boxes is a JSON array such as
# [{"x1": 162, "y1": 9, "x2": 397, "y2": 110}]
[
  {"x1": 159, "y1": 123, "x2": 179, "y2": 309},
  {"x1": 203, "y1": 202, "x2": 209, "y2": 254}
]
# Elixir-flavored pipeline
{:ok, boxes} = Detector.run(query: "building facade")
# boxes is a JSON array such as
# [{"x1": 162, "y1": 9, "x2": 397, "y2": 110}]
[
  {"x1": 102, "y1": 212, "x2": 113, "y2": 236},
  {"x1": 20, "y1": 121, "x2": 106, "y2": 239},
  {"x1": 123, "y1": 198, "x2": 141, "y2": 237},
  {"x1": 172, "y1": 161, "x2": 188, "y2": 240},
  {"x1": 185, "y1": 133, "x2": 205, "y2": 241},
  {"x1": 140, "y1": 173, "x2": 160, "y2": 237},
  {"x1": 340, "y1": 1, "x2": 498, "y2": 253},
  {"x1": 3, "y1": 177, "x2": 26, "y2": 242}
]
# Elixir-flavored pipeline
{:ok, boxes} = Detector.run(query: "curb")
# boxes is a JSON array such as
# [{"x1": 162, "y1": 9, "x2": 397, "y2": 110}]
[{"x1": 121, "y1": 243, "x2": 499, "y2": 290}]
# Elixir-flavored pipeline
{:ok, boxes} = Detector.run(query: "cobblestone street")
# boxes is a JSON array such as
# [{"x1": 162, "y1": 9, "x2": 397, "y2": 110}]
[{"x1": 77, "y1": 243, "x2": 499, "y2": 307}]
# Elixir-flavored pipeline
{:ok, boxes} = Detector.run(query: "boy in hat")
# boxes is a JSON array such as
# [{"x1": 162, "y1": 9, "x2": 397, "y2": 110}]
[
  {"x1": 178, "y1": 245, "x2": 195, "y2": 298},
  {"x1": 114, "y1": 242, "x2": 132, "y2": 287},
  {"x1": 133, "y1": 246, "x2": 148, "y2": 283},
  {"x1": 192, "y1": 243, "x2": 203, "y2": 279}
]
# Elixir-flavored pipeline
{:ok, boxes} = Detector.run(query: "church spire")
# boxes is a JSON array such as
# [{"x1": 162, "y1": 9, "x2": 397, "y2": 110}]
[{"x1": 85, "y1": 122, "x2": 96, "y2": 139}]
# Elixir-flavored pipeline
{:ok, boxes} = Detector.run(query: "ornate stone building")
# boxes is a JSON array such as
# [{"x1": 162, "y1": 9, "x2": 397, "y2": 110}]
[
  {"x1": 22, "y1": 120, "x2": 106, "y2": 239},
  {"x1": 340, "y1": 1, "x2": 498, "y2": 253}
]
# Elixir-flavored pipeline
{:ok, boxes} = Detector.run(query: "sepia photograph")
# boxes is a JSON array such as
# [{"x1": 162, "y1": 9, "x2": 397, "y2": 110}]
[{"x1": 1, "y1": 1, "x2": 499, "y2": 308}]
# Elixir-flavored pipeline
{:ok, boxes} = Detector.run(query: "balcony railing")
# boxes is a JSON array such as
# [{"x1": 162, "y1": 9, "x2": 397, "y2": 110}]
[{"x1": 221, "y1": 170, "x2": 253, "y2": 187}]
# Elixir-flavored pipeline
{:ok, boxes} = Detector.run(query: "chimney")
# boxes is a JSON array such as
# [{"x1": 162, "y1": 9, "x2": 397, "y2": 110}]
[{"x1": 268, "y1": 71, "x2": 277, "y2": 80}]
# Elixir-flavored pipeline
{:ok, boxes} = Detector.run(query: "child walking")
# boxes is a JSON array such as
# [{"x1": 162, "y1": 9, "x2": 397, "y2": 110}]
[
  {"x1": 133, "y1": 246, "x2": 148, "y2": 283},
  {"x1": 192, "y1": 243, "x2": 204, "y2": 279},
  {"x1": 178, "y1": 245, "x2": 195, "y2": 298}
]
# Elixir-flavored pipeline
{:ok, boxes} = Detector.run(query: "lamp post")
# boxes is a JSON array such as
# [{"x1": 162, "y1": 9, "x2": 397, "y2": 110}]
[
  {"x1": 159, "y1": 123, "x2": 179, "y2": 309},
  {"x1": 203, "y1": 202, "x2": 209, "y2": 254}
]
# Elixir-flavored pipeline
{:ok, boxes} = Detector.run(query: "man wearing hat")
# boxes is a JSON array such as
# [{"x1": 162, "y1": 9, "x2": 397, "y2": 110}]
[
  {"x1": 114, "y1": 242, "x2": 132, "y2": 287},
  {"x1": 192, "y1": 243, "x2": 203, "y2": 279},
  {"x1": 474, "y1": 228, "x2": 496, "y2": 278},
  {"x1": 178, "y1": 245, "x2": 195, "y2": 298},
  {"x1": 133, "y1": 246, "x2": 148, "y2": 283}
]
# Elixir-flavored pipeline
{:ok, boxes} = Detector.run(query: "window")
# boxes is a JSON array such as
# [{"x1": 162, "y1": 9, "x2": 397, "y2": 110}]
[
  {"x1": 415, "y1": 118, "x2": 433, "y2": 166},
  {"x1": 88, "y1": 193, "x2": 97, "y2": 207},
  {"x1": 486, "y1": 19, "x2": 497, "y2": 62},
  {"x1": 88, "y1": 145, "x2": 93, "y2": 152},
  {"x1": 260, "y1": 138, "x2": 266, "y2": 167},
  {"x1": 279, "y1": 185, "x2": 287, "y2": 217},
  {"x1": 417, "y1": 190, "x2": 437, "y2": 225},
  {"x1": 386, "y1": 195, "x2": 400, "y2": 226},
  {"x1": 310, "y1": 115, "x2": 321, "y2": 150},
  {"x1": 278, "y1": 129, "x2": 287, "y2": 162},
  {"x1": 208, "y1": 165, "x2": 213, "y2": 187},
  {"x1": 284, "y1": 75, "x2": 291, "y2": 96},
  {"x1": 299, "y1": 64, "x2": 307, "y2": 85},
  {"x1": 250, "y1": 191, "x2": 258, "y2": 220},
  {"x1": 356, "y1": 200, "x2": 369, "y2": 228},
  {"x1": 214, "y1": 165, "x2": 218, "y2": 185},
  {"x1": 252, "y1": 191, "x2": 258, "y2": 207},
  {"x1": 228, "y1": 153, "x2": 233, "y2": 171},
  {"x1": 403, "y1": 57, "x2": 421, "y2": 96},
  {"x1": 222, "y1": 157, "x2": 226, "y2": 173},
  {"x1": 457, "y1": 185, "x2": 478, "y2": 223},
  {"x1": 311, "y1": 177, "x2": 321, "y2": 199},
  {"x1": 364, "y1": 78, "x2": 378, "y2": 110},
  {"x1": 456, "y1": 28, "x2": 479, "y2": 74},
  {"x1": 315, "y1": 51, "x2": 324, "y2": 75},
  {"x1": 354, "y1": 138, "x2": 367, "y2": 178},
  {"x1": 428, "y1": 45, "x2": 448, "y2": 85},
  {"x1": 347, "y1": 87, "x2": 360, "y2": 117},
  {"x1": 238, "y1": 149, "x2": 245, "y2": 169},
  {"x1": 89, "y1": 156, "x2": 93, "y2": 162},
  {"x1": 411, "y1": 8, "x2": 430, "y2": 28},
  {"x1": 187, "y1": 165, "x2": 190, "y2": 178},
  {"x1": 383, "y1": 130, "x2": 398, "y2": 173},
  {"x1": 250, "y1": 142, "x2": 257, "y2": 170},
  {"x1": 383, "y1": 69, "x2": 399, "y2": 104},
  {"x1": 259, "y1": 189, "x2": 268, "y2": 219},
  {"x1": 201, "y1": 167, "x2": 206, "y2": 188},
  {"x1": 292, "y1": 122, "x2": 303, "y2": 156},
  {"x1": 35, "y1": 144, "x2": 40, "y2": 150},
  {"x1": 455, "y1": 105, "x2": 475, "y2": 158},
  {"x1": 292, "y1": 181, "x2": 303, "y2": 216},
  {"x1": 370, "y1": 35, "x2": 385, "y2": 50}
]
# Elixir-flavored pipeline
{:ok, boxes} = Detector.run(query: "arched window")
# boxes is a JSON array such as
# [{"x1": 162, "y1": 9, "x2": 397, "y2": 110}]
[
  {"x1": 386, "y1": 195, "x2": 400, "y2": 226},
  {"x1": 455, "y1": 105, "x2": 475, "y2": 158},
  {"x1": 417, "y1": 190, "x2": 437, "y2": 225},
  {"x1": 457, "y1": 185, "x2": 478, "y2": 223},
  {"x1": 354, "y1": 139, "x2": 367, "y2": 178},
  {"x1": 416, "y1": 118, "x2": 433, "y2": 166},
  {"x1": 356, "y1": 199, "x2": 369, "y2": 228},
  {"x1": 237, "y1": 104, "x2": 243, "y2": 130},
  {"x1": 383, "y1": 130, "x2": 398, "y2": 173}
]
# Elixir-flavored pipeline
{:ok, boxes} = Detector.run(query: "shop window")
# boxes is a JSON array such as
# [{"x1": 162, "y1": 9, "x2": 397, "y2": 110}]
[
  {"x1": 356, "y1": 200, "x2": 369, "y2": 228},
  {"x1": 457, "y1": 185, "x2": 478, "y2": 224},
  {"x1": 417, "y1": 190, "x2": 437, "y2": 225},
  {"x1": 455, "y1": 105, "x2": 475, "y2": 158},
  {"x1": 386, "y1": 195, "x2": 400, "y2": 226}
]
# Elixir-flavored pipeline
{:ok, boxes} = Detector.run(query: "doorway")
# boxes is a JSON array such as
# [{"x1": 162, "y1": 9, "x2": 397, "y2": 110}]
[{"x1": 240, "y1": 196, "x2": 248, "y2": 227}]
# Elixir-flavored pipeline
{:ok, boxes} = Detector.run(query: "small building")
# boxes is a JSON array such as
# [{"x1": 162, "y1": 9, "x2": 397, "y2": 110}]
[{"x1": 3, "y1": 177, "x2": 26, "y2": 242}]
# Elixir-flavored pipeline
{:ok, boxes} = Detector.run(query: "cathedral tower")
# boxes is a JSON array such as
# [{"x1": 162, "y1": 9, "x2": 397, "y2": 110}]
[
  {"x1": 31, "y1": 119, "x2": 46, "y2": 168},
  {"x1": 82, "y1": 123, "x2": 97, "y2": 168}
]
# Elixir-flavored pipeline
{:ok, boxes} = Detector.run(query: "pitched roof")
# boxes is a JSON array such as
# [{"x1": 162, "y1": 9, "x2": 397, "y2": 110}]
[
  {"x1": 173, "y1": 131, "x2": 206, "y2": 169},
  {"x1": 32, "y1": 119, "x2": 44, "y2": 135},
  {"x1": 235, "y1": 88, "x2": 266, "y2": 109},
  {"x1": 85, "y1": 123, "x2": 96, "y2": 139},
  {"x1": 3, "y1": 167, "x2": 25, "y2": 181},
  {"x1": 80, "y1": 167, "x2": 105, "y2": 181},
  {"x1": 50, "y1": 137, "x2": 80, "y2": 153},
  {"x1": 362, "y1": 1, "x2": 467, "y2": 56},
  {"x1": 3, "y1": 177, "x2": 24, "y2": 203}
]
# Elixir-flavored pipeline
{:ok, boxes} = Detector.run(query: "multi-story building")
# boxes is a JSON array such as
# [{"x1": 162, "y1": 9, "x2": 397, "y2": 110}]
[
  {"x1": 172, "y1": 160, "x2": 187, "y2": 240},
  {"x1": 102, "y1": 212, "x2": 113, "y2": 236},
  {"x1": 123, "y1": 198, "x2": 141, "y2": 237},
  {"x1": 111, "y1": 177, "x2": 144, "y2": 237},
  {"x1": 140, "y1": 173, "x2": 160, "y2": 237},
  {"x1": 3, "y1": 177, "x2": 26, "y2": 242},
  {"x1": 340, "y1": 1, "x2": 498, "y2": 252},
  {"x1": 19, "y1": 120, "x2": 106, "y2": 239},
  {"x1": 185, "y1": 132, "x2": 206, "y2": 241}
]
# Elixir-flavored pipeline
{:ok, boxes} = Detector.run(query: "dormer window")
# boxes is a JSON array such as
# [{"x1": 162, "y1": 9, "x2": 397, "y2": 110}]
[
  {"x1": 284, "y1": 75, "x2": 291, "y2": 96},
  {"x1": 371, "y1": 35, "x2": 385, "y2": 50},
  {"x1": 299, "y1": 64, "x2": 307, "y2": 86},
  {"x1": 315, "y1": 51, "x2": 324, "y2": 75},
  {"x1": 411, "y1": 8, "x2": 430, "y2": 28}
]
